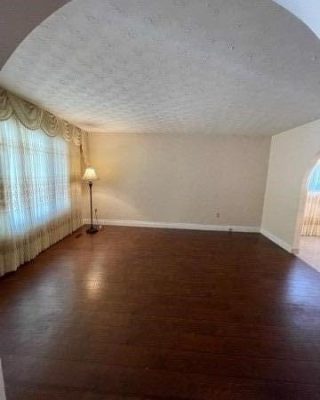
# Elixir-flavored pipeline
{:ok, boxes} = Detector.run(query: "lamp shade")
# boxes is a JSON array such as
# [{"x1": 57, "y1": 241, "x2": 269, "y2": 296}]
[{"x1": 82, "y1": 167, "x2": 98, "y2": 182}]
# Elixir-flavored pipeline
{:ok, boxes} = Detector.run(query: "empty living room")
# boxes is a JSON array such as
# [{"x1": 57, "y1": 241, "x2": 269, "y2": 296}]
[{"x1": 1, "y1": 1, "x2": 320, "y2": 399}]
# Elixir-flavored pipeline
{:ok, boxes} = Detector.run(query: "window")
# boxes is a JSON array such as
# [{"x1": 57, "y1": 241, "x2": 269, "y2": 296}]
[
  {"x1": 308, "y1": 161, "x2": 320, "y2": 193},
  {"x1": 0, "y1": 118, "x2": 71, "y2": 236}
]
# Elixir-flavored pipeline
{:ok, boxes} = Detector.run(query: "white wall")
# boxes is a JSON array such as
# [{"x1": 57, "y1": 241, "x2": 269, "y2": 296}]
[
  {"x1": 262, "y1": 119, "x2": 320, "y2": 252},
  {"x1": 84, "y1": 133, "x2": 270, "y2": 230}
]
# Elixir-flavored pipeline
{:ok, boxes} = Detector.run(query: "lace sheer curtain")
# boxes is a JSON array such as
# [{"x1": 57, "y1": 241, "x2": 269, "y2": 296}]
[
  {"x1": 301, "y1": 160, "x2": 320, "y2": 237},
  {"x1": 0, "y1": 117, "x2": 83, "y2": 276}
]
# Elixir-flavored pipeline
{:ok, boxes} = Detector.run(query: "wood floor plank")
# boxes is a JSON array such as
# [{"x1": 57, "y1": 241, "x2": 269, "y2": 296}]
[{"x1": 1, "y1": 226, "x2": 320, "y2": 399}]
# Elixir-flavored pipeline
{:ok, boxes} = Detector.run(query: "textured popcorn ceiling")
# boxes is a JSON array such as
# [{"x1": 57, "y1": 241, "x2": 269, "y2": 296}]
[{"x1": 1, "y1": 0, "x2": 320, "y2": 136}]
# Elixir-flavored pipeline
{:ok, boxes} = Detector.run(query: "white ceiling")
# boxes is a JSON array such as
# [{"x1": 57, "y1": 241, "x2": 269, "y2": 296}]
[{"x1": 0, "y1": 0, "x2": 320, "y2": 136}]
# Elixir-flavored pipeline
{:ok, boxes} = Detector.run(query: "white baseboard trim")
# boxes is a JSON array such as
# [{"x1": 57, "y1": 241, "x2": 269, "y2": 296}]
[
  {"x1": 260, "y1": 228, "x2": 293, "y2": 253},
  {"x1": 83, "y1": 218, "x2": 260, "y2": 233}
]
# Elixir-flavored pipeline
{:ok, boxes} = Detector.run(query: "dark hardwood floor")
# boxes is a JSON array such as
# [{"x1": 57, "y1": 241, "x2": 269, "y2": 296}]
[{"x1": 1, "y1": 226, "x2": 320, "y2": 399}]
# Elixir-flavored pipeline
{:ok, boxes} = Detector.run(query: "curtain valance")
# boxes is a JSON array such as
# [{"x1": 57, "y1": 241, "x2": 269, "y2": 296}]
[{"x1": 0, "y1": 87, "x2": 88, "y2": 146}]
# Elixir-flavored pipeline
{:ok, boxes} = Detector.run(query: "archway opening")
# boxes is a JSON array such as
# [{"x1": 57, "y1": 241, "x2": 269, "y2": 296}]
[{"x1": 298, "y1": 159, "x2": 320, "y2": 271}]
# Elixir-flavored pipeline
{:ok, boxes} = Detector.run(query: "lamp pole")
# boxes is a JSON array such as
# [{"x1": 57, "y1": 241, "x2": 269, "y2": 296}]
[{"x1": 87, "y1": 180, "x2": 98, "y2": 234}]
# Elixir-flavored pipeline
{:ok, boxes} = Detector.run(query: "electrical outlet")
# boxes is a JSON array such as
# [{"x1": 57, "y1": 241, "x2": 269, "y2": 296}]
[{"x1": 216, "y1": 212, "x2": 220, "y2": 218}]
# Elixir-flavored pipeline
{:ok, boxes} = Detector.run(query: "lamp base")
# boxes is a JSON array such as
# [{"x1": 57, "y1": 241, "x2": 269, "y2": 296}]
[{"x1": 86, "y1": 226, "x2": 99, "y2": 235}]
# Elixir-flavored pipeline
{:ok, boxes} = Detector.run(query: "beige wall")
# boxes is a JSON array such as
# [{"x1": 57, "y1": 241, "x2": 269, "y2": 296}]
[
  {"x1": 262, "y1": 119, "x2": 320, "y2": 251},
  {"x1": 84, "y1": 133, "x2": 270, "y2": 229}
]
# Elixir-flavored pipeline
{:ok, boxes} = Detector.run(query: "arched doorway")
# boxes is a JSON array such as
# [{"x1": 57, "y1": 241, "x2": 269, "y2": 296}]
[{"x1": 297, "y1": 159, "x2": 320, "y2": 271}]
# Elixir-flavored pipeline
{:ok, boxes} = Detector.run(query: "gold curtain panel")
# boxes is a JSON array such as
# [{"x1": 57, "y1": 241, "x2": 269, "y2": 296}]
[{"x1": 0, "y1": 87, "x2": 88, "y2": 146}]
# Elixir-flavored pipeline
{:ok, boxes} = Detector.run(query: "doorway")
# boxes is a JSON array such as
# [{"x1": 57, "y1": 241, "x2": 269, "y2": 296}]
[{"x1": 298, "y1": 159, "x2": 320, "y2": 271}]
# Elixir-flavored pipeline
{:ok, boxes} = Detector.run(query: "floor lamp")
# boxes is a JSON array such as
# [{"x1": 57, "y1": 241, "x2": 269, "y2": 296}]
[{"x1": 82, "y1": 167, "x2": 98, "y2": 234}]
